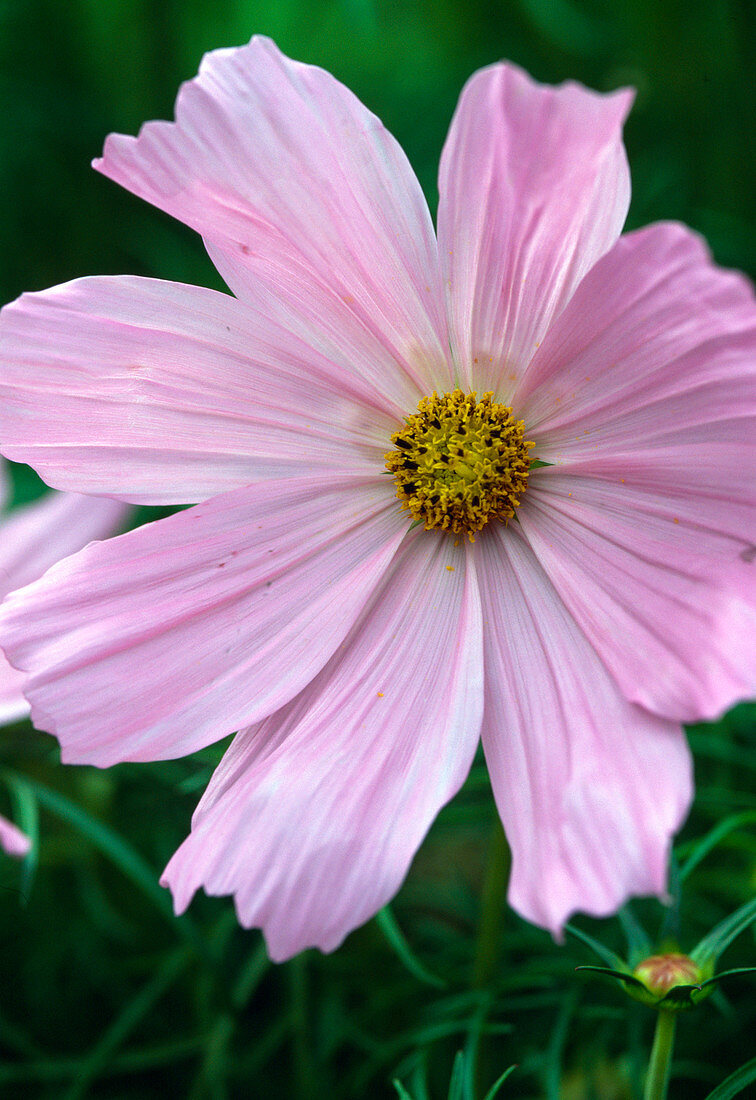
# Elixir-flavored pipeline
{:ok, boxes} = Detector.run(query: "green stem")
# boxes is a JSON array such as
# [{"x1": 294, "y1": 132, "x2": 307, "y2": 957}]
[
  {"x1": 643, "y1": 1009, "x2": 677, "y2": 1100},
  {"x1": 472, "y1": 819, "x2": 511, "y2": 987}
]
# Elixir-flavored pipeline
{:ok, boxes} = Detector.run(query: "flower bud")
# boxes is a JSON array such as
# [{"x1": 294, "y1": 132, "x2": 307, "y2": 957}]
[
  {"x1": 633, "y1": 954, "x2": 701, "y2": 997},
  {"x1": 627, "y1": 952, "x2": 707, "y2": 1010}
]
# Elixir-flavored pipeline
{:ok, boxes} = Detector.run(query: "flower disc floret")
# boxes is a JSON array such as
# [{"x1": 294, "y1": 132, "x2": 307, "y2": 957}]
[{"x1": 386, "y1": 389, "x2": 533, "y2": 539}]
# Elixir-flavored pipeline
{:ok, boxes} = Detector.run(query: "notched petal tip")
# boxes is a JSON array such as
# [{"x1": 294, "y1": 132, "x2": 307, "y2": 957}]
[
  {"x1": 465, "y1": 57, "x2": 635, "y2": 118},
  {"x1": 440, "y1": 52, "x2": 634, "y2": 394},
  {"x1": 479, "y1": 528, "x2": 691, "y2": 939},
  {"x1": 158, "y1": 536, "x2": 484, "y2": 962},
  {"x1": 93, "y1": 33, "x2": 452, "y2": 403}
]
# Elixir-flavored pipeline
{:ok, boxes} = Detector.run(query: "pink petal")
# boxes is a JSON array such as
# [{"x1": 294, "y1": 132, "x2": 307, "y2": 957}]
[
  {"x1": 0, "y1": 478, "x2": 406, "y2": 766},
  {"x1": 477, "y1": 524, "x2": 692, "y2": 933},
  {"x1": 0, "y1": 486, "x2": 128, "y2": 722},
  {"x1": 520, "y1": 471, "x2": 756, "y2": 722},
  {"x1": 0, "y1": 488, "x2": 129, "y2": 594},
  {"x1": 517, "y1": 223, "x2": 756, "y2": 461},
  {"x1": 95, "y1": 36, "x2": 453, "y2": 406},
  {"x1": 162, "y1": 532, "x2": 484, "y2": 961},
  {"x1": 513, "y1": 223, "x2": 756, "y2": 721},
  {"x1": 0, "y1": 814, "x2": 31, "y2": 859},
  {"x1": 0, "y1": 276, "x2": 392, "y2": 504},
  {"x1": 438, "y1": 62, "x2": 632, "y2": 395}
]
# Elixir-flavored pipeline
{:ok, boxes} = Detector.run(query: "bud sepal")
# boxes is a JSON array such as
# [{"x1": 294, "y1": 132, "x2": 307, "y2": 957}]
[{"x1": 571, "y1": 893, "x2": 756, "y2": 1014}]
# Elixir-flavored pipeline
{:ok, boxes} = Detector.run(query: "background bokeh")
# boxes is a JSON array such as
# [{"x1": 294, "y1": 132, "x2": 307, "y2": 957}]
[{"x1": 0, "y1": 1, "x2": 754, "y2": 1097}]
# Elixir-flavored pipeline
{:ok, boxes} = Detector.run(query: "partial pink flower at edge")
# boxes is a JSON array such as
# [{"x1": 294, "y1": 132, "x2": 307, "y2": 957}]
[
  {"x1": 0, "y1": 459, "x2": 128, "y2": 856},
  {"x1": 0, "y1": 38, "x2": 752, "y2": 953},
  {"x1": 0, "y1": 814, "x2": 31, "y2": 859}
]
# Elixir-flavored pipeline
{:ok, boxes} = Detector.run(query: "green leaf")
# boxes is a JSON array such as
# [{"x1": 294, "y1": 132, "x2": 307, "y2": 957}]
[
  {"x1": 617, "y1": 905, "x2": 652, "y2": 963},
  {"x1": 62, "y1": 945, "x2": 192, "y2": 1100},
  {"x1": 698, "y1": 967, "x2": 756, "y2": 992},
  {"x1": 691, "y1": 895, "x2": 756, "y2": 967},
  {"x1": 703, "y1": 1056, "x2": 756, "y2": 1100},
  {"x1": 657, "y1": 985, "x2": 701, "y2": 1009},
  {"x1": 482, "y1": 1065, "x2": 517, "y2": 1100},
  {"x1": 393, "y1": 1080, "x2": 415, "y2": 1100},
  {"x1": 231, "y1": 941, "x2": 271, "y2": 1011},
  {"x1": 375, "y1": 906, "x2": 447, "y2": 989},
  {"x1": 574, "y1": 965, "x2": 642, "y2": 989},
  {"x1": 565, "y1": 923, "x2": 626, "y2": 969},
  {"x1": 657, "y1": 856, "x2": 683, "y2": 944},
  {"x1": 21, "y1": 776, "x2": 208, "y2": 959},
  {"x1": 461, "y1": 997, "x2": 492, "y2": 1100},
  {"x1": 544, "y1": 987, "x2": 580, "y2": 1100},
  {"x1": 3, "y1": 772, "x2": 39, "y2": 898},
  {"x1": 679, "y1": 812, "x2": 756, "y2": 882},
  {"x1": 447, "y1": 1050, "x2": 466, "y2": 1100}
]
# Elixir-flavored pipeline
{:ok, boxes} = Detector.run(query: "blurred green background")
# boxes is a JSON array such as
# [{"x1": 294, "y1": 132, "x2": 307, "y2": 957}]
[{"x1": 0, "y1": 1, "x2": 754, "y2": 1097}]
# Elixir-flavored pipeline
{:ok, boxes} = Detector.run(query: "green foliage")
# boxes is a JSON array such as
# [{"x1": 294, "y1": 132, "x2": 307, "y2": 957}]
[
  {"x1": 0, "y1": 1, "x2": 754, "y2": 1097},
  {"x1": 692, "y1": 896, "x2": 756, "y2": 969},
  {"x1": 704, "y1": 1056, "x2": 756, "y2": 1100},
  {"x1": 1, "y1": 716, "x2": 754, "y2": 1097},
  {"x1": 394, "y1": 1051, "x2": 517, "y2": 1100}
]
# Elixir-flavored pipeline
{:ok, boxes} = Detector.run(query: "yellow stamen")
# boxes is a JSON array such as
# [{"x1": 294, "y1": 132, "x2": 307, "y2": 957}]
[{"x1": 386, "y1": 389, "x2": 533, "y2": 540}]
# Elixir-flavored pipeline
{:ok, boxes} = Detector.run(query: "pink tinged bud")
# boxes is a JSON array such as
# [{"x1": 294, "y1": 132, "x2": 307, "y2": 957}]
[{"x1": 633, "y1": 953, "x2": 702, "y2": 999}]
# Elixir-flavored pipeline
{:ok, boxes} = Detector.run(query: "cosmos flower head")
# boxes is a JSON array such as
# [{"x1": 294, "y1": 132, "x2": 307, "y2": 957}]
[
  {"x1": 0, "y1": 461, "x2": 127, "y2": 857},
  {"x1": 0, "y1": 38, "x2": 753, "y2": 960}
]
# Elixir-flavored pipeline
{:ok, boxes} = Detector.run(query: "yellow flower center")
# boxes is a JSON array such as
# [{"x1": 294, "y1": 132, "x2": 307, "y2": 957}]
[{"x1": 386, "y1": 389, "x2": 533, "y2": 539}]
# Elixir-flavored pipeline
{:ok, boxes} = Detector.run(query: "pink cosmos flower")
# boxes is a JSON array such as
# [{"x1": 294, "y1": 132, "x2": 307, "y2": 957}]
[
  {"x1": 0, "y1": 39, "x2": 753, "y2": 960},
  {"x1": 0, "y1": 459, "x2": 127, "y2": 857}
]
